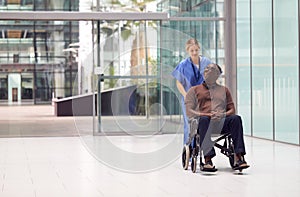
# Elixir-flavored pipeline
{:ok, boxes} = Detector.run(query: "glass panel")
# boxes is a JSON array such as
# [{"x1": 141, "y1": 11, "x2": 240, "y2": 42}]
[
  {"x1": 251, "y1": 0, "x2": 273, "y2": 139},
  {"x1": 160, "y1": 20, "x2": 224, "y2": 67},
  {"x1": 156, "y1": 0, "x2": 224, "y2": 17},
  {"x1": 0, "y1": 18, "x2": 79, "y2": 104},
  {"x1": 236, "y1": 0, "x2": 251, "y2": 135},
  {"x1": 160, "y1": 19, "x2": 225, "y2": 127},
  {"x1": 0, "y1": 73, "x2": 8, "y2": 100},
  {"x1": 35, "y1": 71, "x2": 52, "y2": 102},
  {"x1": 158, "y1": 0, "x2": 225, "y2": 119},
  {"x1": 1, "y1": 0, "x2": 79, "y2": 11},
  {"x1": 21, "y1": 73, "x2": 33, "y2": 99},
  {"x1": 274, "y1": 0, "x2": 299, "y2": 144},
  {"x1": 99, "y1": 78, "x2": 162, "y2": 134},
  {"x1": 97, "y1": 20, "x2": 163, "y2": 134}
]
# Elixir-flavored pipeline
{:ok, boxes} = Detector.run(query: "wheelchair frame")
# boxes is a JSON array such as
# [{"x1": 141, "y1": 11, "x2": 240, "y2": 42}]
[{"x1": 182, "y1": 117, "x2": 236, "y2": 173}]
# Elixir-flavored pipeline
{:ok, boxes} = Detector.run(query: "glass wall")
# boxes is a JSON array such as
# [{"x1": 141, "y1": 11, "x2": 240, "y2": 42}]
[
  {"x1": 251, "y1": 0, "x2": 273, "y2": 140},
  {"x1": 273, "y1": 0, "x2": 299, "y2": 144},
  {"x1": 237, "y1": 0, "x2": 299, "y2": 144},
  {"x1": 157, "y1": 0, "x2": 224, "y2": 18},
  {"x1": 96, "y1": 21, "x2": 165, "y2": 134},
  {"x1": 0, "y1": 0, "x2": 298, "y2": 144},
  {"x1": 158, "y1": 0, "x2": 226, "y2": 127},
  {"x1": 0, "y1": 0, "x2": 79, "y2": 104},
  {"x1": 236, "y1": 0, "x2": 251, "y2": 135}
]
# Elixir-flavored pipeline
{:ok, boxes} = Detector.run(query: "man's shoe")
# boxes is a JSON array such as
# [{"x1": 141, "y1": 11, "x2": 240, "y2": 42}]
[
  {"x1": 200, "y1": 160, "x2": 218, "y2": 172},
  {"x1": 233, "y1": 160, "x2": 249, "y2": 171}
]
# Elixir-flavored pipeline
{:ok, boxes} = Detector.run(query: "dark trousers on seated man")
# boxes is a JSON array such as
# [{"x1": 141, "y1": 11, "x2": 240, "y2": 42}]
[{"x1": 198, "y1": 115, "x2": 246, "y2": 159}]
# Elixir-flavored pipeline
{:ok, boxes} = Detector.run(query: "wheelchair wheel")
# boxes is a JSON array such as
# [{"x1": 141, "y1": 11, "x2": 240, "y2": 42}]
[
  {"x1": 182, "y1": 145, "x2": 190, "y2": 170},
  {"x1": 191, "y1": 156, "x2": 197, "y2": 173},
  {"x1": 228, "y1": 145, "x2": 235, "y2": 168},
  {"x1": 229, "y1": 154, "x2": 235, "y2": 168}
]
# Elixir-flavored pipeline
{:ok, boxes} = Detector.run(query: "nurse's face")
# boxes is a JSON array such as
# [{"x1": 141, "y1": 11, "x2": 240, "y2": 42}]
[{"x1": 187, "y1": 45, "x2": 199, "y2": 60}]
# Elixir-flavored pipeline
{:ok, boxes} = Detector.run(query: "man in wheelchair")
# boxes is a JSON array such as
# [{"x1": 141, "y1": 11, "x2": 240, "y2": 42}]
[{"x1": 184, "y1": 63, "x2": 250, "y2": 172}]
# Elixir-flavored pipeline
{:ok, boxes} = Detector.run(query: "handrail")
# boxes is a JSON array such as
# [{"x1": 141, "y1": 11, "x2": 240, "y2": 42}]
[
  {"x1": 169, "y1": 16, "x2": 225, "y2": 21},
  {"x1": 0, "y1": 11, "x2": 225, "y2": 22},
  {"x1": 0, "y1": 11, "x2": 169, "y2": 21}
]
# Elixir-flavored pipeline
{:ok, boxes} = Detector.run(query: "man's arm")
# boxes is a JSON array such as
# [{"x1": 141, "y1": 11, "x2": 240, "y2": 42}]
[{"x1": 225, "y1": 87, "x2": 236, "y2": 116}]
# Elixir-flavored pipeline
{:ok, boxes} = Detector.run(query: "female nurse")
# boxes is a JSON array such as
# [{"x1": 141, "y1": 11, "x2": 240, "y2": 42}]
[{"x1": 172, "y1": 38, "x2": 212, "y2": 144}]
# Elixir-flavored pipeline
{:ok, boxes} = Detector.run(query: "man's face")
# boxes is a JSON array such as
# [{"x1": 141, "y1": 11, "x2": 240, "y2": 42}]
[{"x1": 204, "y1": 64, "x2": 220, "y2": 83}]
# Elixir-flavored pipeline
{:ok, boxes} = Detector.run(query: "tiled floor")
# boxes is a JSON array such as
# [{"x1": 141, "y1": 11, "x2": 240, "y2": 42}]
[
  {"x1": 0, "y1": 105, "x2": 79, "y2": 137},
  {"x1": 0, "y1": 105, "x2": 299, "y2": 196},
  {"x1": 0, "y1": 135, "x2": 299, "y2": 197}
]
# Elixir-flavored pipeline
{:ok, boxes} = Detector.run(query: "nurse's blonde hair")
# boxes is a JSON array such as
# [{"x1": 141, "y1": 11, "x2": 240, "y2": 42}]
[{"x1": 185, "y1": 38, "x2": 200, "y2": 51}]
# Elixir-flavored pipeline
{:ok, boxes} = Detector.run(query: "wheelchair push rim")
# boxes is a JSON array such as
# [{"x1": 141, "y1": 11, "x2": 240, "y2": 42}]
[
  {"x1": 191, "y1": 156, "x2": 197, "y2": 173},
  {"x1": 182, "y1": 145, "x2": 190, "y2": 170}
]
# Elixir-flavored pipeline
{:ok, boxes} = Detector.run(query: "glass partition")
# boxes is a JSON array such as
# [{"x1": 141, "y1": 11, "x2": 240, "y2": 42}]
[
  {"x1": 159, "y1": 19, "x2": 225, "y2": 128},
  {"x1": 0, "y1": 2, "x2": 228, "y2": 138},
  {"x1": 237, "y1": 0, "x2": 299, "y2": 144},
  {"x1": 0, "y1": 19, "x2": 78, "y2": 104},
  {"x1": 236, "y1": 0, "x2": 251, "y2": 135},
  {"x1": 274, "y1": 0, "x2": 299, "y2": 144},
  {"x1": 157, "y1": 0, "x2": 224, "y2": 17},
  {"x1": 0, "y1": 0, "x2": 299, "y2": 145},
  {"x1": 251, "y1": 0, "x2": 273, "y2": 140},
  {"x1": 77, "y1": 16, "x2": 226, "y2": 135},
  {"x1": 95, "y1": 20, "x2": 171, "y2": 134}
]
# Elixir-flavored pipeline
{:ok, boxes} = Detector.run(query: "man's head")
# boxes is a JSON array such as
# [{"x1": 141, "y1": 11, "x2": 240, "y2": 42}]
[{"x1": 203, "y1": 63, "x2": 222, "y2": 84}]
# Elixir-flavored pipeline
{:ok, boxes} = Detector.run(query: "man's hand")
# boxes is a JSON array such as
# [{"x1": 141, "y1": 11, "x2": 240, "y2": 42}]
[{"x1": 211, "y1": 110, "x2": 226, "y2": 120}]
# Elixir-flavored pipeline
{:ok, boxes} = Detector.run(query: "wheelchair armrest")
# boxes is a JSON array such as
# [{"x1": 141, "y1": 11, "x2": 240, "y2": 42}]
[{"x1": 188, "y1": 116, "x2": 200, "y2": 123}]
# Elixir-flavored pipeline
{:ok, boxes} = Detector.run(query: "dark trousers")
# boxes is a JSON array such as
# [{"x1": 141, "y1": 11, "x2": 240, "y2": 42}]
[{"x1": 198, "y1": 115, "x2": 246, "y2": 158}]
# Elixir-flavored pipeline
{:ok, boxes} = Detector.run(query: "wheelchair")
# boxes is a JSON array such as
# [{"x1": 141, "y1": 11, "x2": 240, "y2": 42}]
[{"x1": 181, "y1": 117, "x2": 236, "y2": 173}]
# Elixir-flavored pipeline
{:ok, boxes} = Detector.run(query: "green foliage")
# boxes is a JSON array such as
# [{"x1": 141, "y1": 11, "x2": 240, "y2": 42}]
[
  {"x1": 120, "y1": 28, "x2": 132, "y2": 40},
  {"x1": 108, "y1": 62, "x2": 117, "y2": 88}
]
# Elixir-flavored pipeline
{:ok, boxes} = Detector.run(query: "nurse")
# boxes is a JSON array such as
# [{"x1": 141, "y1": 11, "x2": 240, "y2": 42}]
[{"x1": 172, "y1": 38, "x2": 212, "y2": 144}]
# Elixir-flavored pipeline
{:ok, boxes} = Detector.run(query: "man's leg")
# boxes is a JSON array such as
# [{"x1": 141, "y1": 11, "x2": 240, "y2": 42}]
[
  {"x1": 222, "y1": 115, "x2": 246, "y2": 155},
  {"x1": 198, "y1": 116, "x2": 216, "y2": 160},
  {"x1": 222, "y1": 115, "x2": 249, "y2": 169}
]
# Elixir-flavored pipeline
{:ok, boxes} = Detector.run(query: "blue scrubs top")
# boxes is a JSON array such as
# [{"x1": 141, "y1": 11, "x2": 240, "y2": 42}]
[
  {"x1": 172, "y1": 56, "x2": 212, "y2": 144},
  {"x1": 172, "y1": 56, "x2": 212, "y2": 91}
]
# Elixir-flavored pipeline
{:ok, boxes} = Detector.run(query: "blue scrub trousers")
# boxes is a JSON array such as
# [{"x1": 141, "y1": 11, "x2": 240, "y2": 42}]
[{"x1": 181, "y1": 97, "x2": 189, "y2": 145}]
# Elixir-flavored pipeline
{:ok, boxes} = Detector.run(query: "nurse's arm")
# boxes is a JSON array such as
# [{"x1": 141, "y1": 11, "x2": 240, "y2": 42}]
[{"x1": 176, "y1": 80, "x2": 187, "y2": 98}]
